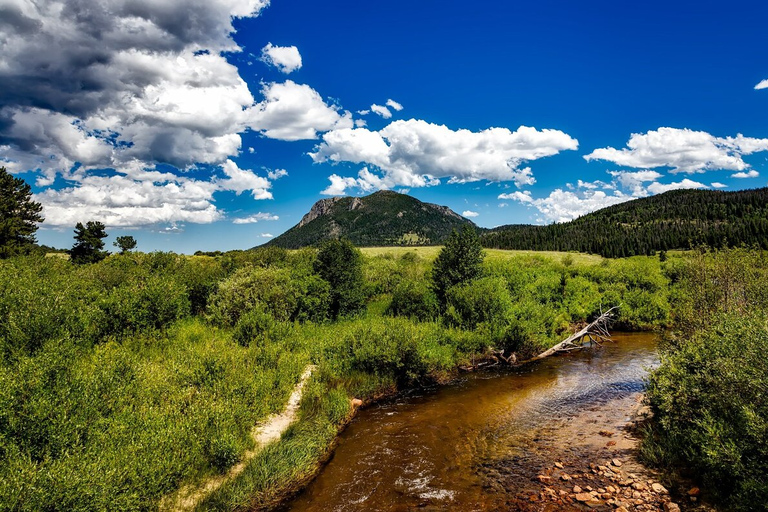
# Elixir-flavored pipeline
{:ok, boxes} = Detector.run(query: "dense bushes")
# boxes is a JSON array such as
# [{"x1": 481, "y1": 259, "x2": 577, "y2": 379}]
[
  {"x1": 314, "y1": 239, "x2": 366, "y2": 318},
  {"x1": 445, "y1": 276, "x2": 512, "y2": 329},
  {"x1": 642, "y1": 247, "x2": 768, "y2": 510},
  {"x1": 0, "y1": 245, "x2": 680, "y2": 511},
  {"x1": 387, "y1": 280, "x2": 439, "y2": 321},
  {"x1": 645, "y1": 313, "x2": 768, "y2": 508}
]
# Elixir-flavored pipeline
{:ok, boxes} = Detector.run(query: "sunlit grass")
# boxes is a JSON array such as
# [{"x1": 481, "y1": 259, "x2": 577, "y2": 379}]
[{"x1": 360, "y1": 246, "x2": 604, "y2": 266}]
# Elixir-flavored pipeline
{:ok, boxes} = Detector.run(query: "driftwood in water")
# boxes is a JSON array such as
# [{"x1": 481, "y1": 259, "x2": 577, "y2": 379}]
[
  {"x1": 458, "y1": 307, "x2": 617, "y2": 371},
  {"x1": 528, "y1": 306, "x2": 618, "y2": 362}
]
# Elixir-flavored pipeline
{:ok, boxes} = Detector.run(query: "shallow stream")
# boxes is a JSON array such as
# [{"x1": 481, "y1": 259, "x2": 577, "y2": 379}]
[{"x1": 285, "y1": 332, "x2": 658, "y2": 511}]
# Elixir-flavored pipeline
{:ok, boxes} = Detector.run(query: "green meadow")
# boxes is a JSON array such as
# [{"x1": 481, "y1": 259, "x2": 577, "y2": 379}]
[{"x1": 2, "y1": 240, "x2": 765, "y2": 510}]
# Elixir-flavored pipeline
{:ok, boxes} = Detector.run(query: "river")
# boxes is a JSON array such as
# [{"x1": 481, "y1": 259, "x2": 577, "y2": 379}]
[{"x1": 285, "y1": 332, "x2": 659, "y2": 511}]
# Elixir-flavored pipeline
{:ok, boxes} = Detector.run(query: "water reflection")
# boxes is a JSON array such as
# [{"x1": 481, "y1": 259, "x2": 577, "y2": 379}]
[{"x1": 285, "y1": 332, "x2": 658, "y2": 512}]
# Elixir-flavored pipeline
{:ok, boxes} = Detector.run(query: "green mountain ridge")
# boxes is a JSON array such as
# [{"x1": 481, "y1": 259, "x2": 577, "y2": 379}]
[
  {"x1": 481, "y1": 187, "x2": 768, "y2": 257},
  {"x1": 263, "y1": 190, "x2": 476, "y2": 248}
]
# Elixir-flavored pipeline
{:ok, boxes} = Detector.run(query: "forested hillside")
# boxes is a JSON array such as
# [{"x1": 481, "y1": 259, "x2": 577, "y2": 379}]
[
  {"x1": 264, "y1": 190, "x2": 475, "y2": 249},
  {"x1": 481, "y1": 188, "x2": 768, "y2": 257}
]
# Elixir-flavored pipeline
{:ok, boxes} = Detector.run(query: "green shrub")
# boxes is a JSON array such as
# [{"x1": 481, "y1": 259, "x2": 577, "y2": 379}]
[
  {"x1": 645, "y1": 313, "x2": 768, "y2": 509},
  {"x1": 314, "y1": 239, "x2": 366, "y2": 318},
  {"x1": 98, "y1": 274, "x2": 190, "y2": 336},
  {"x1": 207, "y1": 267, "x2": 301, "y2": 326},
  {"x1": 207, "y1": 434, "x2": 242, "y2": 474},
  {"x1": 232, "y1": 307, "x2": 290, "y2": 348},
  {"x1": 445, "y1": 276, "x2": 512, "y2": 329},
  {"x1": 432, "y1": 226, "x2": 484, "y2": 307},
  {"x1": 387, "y1": 280, "x2": 439, "y2": 321}
]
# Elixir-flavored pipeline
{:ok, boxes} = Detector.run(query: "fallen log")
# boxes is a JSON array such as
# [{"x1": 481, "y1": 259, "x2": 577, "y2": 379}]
[{"x1": 527, "y1": 306, "x2": 618, "y2": 362}]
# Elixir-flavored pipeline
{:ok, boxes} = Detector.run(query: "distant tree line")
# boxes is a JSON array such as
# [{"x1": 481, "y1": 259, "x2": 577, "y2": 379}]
[
  {"x1": 1, "y1": 166, "x2": 137, "y2": 261},
  {"x1": 481, "y1": 188, "x2": 768, "y2": 257}
]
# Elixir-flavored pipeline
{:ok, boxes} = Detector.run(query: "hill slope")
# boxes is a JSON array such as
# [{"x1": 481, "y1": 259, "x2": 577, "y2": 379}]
[
  {"x1": 265, "y1": 190, "x2": 475, "y2": 248},
  {"x1": 481, "y1": 188, "x2": 768, "y2": 257}
]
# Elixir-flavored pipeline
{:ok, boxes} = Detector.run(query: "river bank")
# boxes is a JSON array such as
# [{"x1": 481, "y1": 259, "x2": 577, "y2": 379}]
[{"x1": 281, "y1": 332, "x2": 686, "y2": 512}]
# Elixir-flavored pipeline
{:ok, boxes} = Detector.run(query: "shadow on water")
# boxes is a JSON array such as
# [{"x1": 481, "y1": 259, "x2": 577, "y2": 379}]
[{"x1": 283, "y1": 332, "x2": 659, "y2": 512}]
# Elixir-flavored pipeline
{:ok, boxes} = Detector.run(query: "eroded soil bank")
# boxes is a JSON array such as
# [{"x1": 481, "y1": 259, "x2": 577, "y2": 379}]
[{"x1": 282, "y1": 333, "x2": 708, "y2": 512}]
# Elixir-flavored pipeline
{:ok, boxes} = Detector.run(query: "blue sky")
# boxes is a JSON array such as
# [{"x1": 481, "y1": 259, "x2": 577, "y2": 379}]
[{"x1": 2, "y1": 0, "x2": 767, "y2": 253}]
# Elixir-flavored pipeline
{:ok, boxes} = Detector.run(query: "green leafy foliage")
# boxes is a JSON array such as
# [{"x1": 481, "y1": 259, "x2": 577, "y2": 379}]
[
  {"x1": 643, "y1": 248, "x2": 768, "y2": 510},
  {"x1": 69, "y1": 221, "x2": 109, "y2": 264},
  {"x1": 0, "y1": 166, "x2": 44, "y2": 258},
  {"x1": 0, "y1": 244, "x2": 680, "y2": 511},
  {"x1": 431, "y1": 226, "x2": 484, "y2": 306},
  {"x1": 314, "y1": 239, "x2": 366, "y2": 318},
  {"x1": 113, "y1": 235, "x2": 137, "y2": 253},
  {"x1": 387, "y1": 280, "x2": 439, "y2": 321},
  {"x1": 445, "y1": 276, "x2": 512, "y2": 329}
]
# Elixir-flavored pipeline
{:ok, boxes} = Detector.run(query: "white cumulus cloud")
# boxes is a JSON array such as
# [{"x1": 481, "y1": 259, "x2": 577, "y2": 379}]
[
  {"x1": 0, "y1": 0, "x2": 320, "y2": 229},
  {"x1": 755, "y1": 79, "x2": 768, "y2": 90},
  {"x1": 500, "y1": 189, "x2": 629, "y2": 223},
  {"x1": 218, "y1": 159, "x2": 273, "y2": 199},
  {"x1": 260, "y1": 43, "x2": 302, "y2": 73},
  {"x1": 502, "y1": 171, "x2": 711, "y2": 223},
  {"x1": 267, "y1": 168, "x2": 288, "y2": 180},
  {"x1": 731, "y1": 170, "x2": 760, "y2": 178},
  {"x1": 312, "y1": 120, "x2": 578, "y2": 193},
  {"x1": 386, "y1": 99, "x2": 404, "y2": 111},
  {"x1": 585, "y1": 127, "x2": 768, "y2": 173},
  {"x1": 711, "y1": 182, "x2": 727, "y2": 188},
  {"x1": 370, "y1": 104, "x2": 393, "y2": 119},
  {"x1": 232, "y1": 212, "x2": 279, "y2": 224},
  {"x1": 646, "y1": 178, "x2": 707, "y2": 195},
  {"x1": 462, "y1": 210, "x2": 479, "y2": 218},
  {"x1": 608, "y1": 170, "x2": 664, "y2": 197},
  {"x1": 249, "y1": 81, "x2": 354, "y2": 141}
]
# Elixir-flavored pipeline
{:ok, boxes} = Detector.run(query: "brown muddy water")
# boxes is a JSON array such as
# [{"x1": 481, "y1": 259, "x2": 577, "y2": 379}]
[{"x1": 285, "y1": 332, "x2": 659, "y2": 512}]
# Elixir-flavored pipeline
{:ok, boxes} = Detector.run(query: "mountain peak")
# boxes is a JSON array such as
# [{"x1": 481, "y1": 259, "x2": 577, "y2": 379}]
[{"x1": 264, "y1": 191, "x2": 474, "y2": 248}]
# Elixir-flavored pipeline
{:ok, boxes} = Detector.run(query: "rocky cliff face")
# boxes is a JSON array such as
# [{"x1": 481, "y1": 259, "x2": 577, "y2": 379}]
[
  {"x1": 427, "y1": 203, "x2": 464, "y2": 220},
  {"x1": 297, "y1": 197, "x2": 343, "y2": 228},
  {"x1": 298, "y1": 196, "x2": 366, "y2": 228}
]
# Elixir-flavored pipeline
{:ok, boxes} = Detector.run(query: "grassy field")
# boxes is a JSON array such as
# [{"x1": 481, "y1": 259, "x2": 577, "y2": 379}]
[
  {"x1": 361, "y1": 246, "x2": 605, "y2": 265},
  {"x1": 0, "y1": 246, "x2": 673, "y2": 511}
]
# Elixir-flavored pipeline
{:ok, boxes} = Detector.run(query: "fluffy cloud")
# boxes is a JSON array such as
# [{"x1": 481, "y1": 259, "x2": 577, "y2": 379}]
[
  {"x1": 35, "y1": 175, "x2": 222, "y2": 227},
  {"x1": 33, "y1": 160, "x2": 276, "y2": 227},
  {"x1": 218, "y1": 159, "x2": 273, "y2": 199},
  {"x1": 0, "y1": 0, "x2": 309, "y2": 229},
  {"x1": 0, "y1": 1, "x2": 358, "y2": 229},
  {"x1": 0, "y1": 1, "x2": 269, "y2": 177},
  {"x1": 370, "y1": 104, "x2": 392, "y2": 119},
  {"x1": 320, "y1": 167, "x2": 391, "y2": 195},
  {"x1": 260, "y1": 43, "x2": 302, "y2": 73},
  {"x1": 462, "y1": 210, "x2": 479, "y2": 218},
  {"x1": 267, "y1": 168, "x2": 288, "y2": 180},
  {"x1": 249, "y1": 81, "x2": 353, "y2": 141},
  {"x1": 386, "y1": 99, "x2": 403, "y2": 111},
  {"x1": 502, "y1": 171, "x2": 711, "y2": 223},
  {"x1": 711, "y1": 182, "x2": 727, "y2": 188},
  {"x1": 321, "y1": 175, "x2": 357, "y2": 196},
  {"x1": 608, "y1": 170, "x2": 664, "y2": 197},
  {"x1": 755, "y1": 79, "x2": 768, "y2": 90},
  {"x1": 731, "y1": 170, "x2": 759, "y2": 178},
  {"x1": 585, "y1": 127, "x2": 768, "y2": 173},
  {"x1": 646, "y1": 178, "x2": 707, "y2": 194},
  {"x1": 312, "y1": 120, "x2": 578, "y2": 193},
  {"x1": 232, "y1": 212, "x2": 279, "y2": 224},
  {"x1": 500, "y1": 189, "x2": 629, "y2": 223}
]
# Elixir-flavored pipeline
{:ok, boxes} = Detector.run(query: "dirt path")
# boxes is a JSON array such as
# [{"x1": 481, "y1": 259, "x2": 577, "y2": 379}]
[{"x1": 161, "y1": 365, "x2": 316, "y2": 512}]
